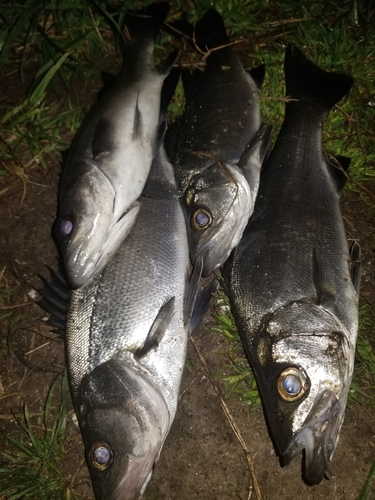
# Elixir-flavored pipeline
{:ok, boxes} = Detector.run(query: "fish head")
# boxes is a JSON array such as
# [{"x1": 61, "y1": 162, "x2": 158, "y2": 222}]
[
  {"x1": 75, "y1": 353, "x2": 170, "y2": 500},
  {"x1": 251, "y1": 300, "x2": 353, "y2": 484},
  {"x1": 56, "y1": 160, "x2": 140, "y2": 289},
  {"x1": 184, "y1": 162, "x2": 252, "y2": 276}
]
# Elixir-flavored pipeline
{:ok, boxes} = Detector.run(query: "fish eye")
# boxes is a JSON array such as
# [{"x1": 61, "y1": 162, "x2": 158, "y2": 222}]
[
  {"x1": 89, "y1": 442, "x2": 113, "y2": 471},
  {"x1": 58, "y1": 219, "x2": 73, "y2": 237},
  {"x1": 191, "y1": 208, "x2": 212, "y2": 230},
  {"x1": 277, "y1": 367, "x2": 309, "y2": 402}
]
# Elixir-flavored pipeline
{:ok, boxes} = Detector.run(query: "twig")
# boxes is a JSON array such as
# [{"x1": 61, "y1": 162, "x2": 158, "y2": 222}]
[
  {"x1": 0, "y1": 301, "x2": 32, "y2": 310},
  {"x1": 190, "y1": 335, "x2": 263, "y2": 500},
  {"x1": 351, "y1": 178, "x2": 375, "y2": 200},
  {"x1": 179, "y1": 367, "x2": 204, "y2": 400},
  {"x1": 25, "y1": 341, "x2": 50, "y2": 356},
  {"x1": 264, "y1": 17, "x2": 312, "y2": 26}
]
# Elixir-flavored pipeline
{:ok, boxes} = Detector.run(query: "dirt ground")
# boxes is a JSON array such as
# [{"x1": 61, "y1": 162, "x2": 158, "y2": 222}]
[{"x1": 1, "y1": 50, "x2": 375, "y2": 500}]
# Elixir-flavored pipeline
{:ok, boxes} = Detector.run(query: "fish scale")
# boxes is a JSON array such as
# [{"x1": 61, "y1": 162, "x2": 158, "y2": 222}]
[
  {"x1": 165, "y1": 8, "x2": 271, "y2": 277},
  {"x1": 223, "y1": 45, "x2": 360, "y2": 484},
  {"x1": 55, "y1": 2, "x2": 174, "y2": 289},
  {"x1": 54, "y1": 144, "x2": 202, "y2": 500}
]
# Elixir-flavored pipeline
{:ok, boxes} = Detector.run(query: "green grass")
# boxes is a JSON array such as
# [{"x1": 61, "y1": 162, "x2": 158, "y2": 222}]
[
  {"x1": 1, "y1": 0, "x2": 375, "y2": 497},
  {"x1": 0, "y1": 371, "x2": 73, "y2": 500},
  {"x1": 213, "y1": 292, "x2": 261, "y2": 411}
]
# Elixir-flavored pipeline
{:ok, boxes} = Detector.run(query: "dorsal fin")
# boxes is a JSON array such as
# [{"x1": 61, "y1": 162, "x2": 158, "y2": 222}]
[
  {"x1": 249, "y1": 63, "x2": 266, "y2": 89},
  {"x1": 326, "y1": 154, "x2": 351, "y2": 194},
  {"x1": 135, "y1": 297, "x2": 175, "y2": 359},
  {"x1": 164, "y1": 118, "x2": 184, "y2": 162},
  {"x1": 181, "y1": 69, "x2": 202, "y2": 103},
  {"x1": 349, "y1": 241, "x2": 362, "y2": 296},
  {"x1": 159, "y1": 66, "x2": 181, "y2": 123},
  {"x1": 37, "y1": 264, "x2": 71, "y2": 338}
]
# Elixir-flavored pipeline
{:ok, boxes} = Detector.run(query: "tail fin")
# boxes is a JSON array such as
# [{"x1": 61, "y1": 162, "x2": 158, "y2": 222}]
[
  {"x1": 194, "y1": 8, "x2": 229, "y2": 51},
  {"x1": 284, "y1": 45, "x2": 353, "y2": 111},
  {"x1": 124, "y1": 2, "x2": 170, "y2": 42}
]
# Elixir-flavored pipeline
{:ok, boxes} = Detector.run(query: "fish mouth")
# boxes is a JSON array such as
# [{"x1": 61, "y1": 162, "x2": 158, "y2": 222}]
[
  {"x1": 191, "y1": 167, "x2": 253, "y2": 277},
  {"x1": 77, "y1": 353, "x2": 170, "y2": 500},
  {"x1": 283, "y1": 389, "x2": 341, "y2": 484},
  {"x1": 66, "y1": 202, "x2": 141, "y2": 288}
]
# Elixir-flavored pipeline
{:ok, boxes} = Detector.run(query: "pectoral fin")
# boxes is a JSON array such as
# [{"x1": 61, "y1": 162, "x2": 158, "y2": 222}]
[
  {"x1": 183, "y1": 255, "x2": 203, "y2": 328},
  {"x1": 135, "y1": 297, "x2": 176, "y2": 359},
  {"x1": 312, "y1": 248, "x2": 336, "y2": 305},
  {"x1": 238, "y1": 124, "x2": 273, "y2": 185},
  {"x1": 189, "y1": 278, "x2": 218, "y2": 334}
]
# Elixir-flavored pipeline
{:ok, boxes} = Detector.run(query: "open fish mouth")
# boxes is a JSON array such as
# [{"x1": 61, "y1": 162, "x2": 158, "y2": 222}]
[{"x1": 283, "y1": 389, "x2": 342, "y2": 484}]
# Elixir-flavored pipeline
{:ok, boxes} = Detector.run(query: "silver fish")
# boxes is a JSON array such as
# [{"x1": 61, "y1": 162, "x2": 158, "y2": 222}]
[
  {"x1": 55, "y1": 2, "x2": 173, "y2": 289},
  {"x1": 40, "y1": 145, "x2": 211, "y2": 499},
  {"x1": 223, "y1": 45, "x2": 360, "y2": 484},
  {"x1": 165, "y1": 8, "x2": 271, "y2": 276}
]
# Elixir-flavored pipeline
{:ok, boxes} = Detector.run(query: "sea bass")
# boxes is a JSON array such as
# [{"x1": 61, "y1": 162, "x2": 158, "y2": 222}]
[
  {"x1": 223, "y1": 45, "x2": 361, "y2": 484},
  {"x1": 165, "y1": 8, "x2": 271, "y2": 277},
  {"x1": 55, "y1": 2, "x2": 173, "y2": 289},
  {"x1": 40, "y1": 145, "x2": 211, "y2": 499}
]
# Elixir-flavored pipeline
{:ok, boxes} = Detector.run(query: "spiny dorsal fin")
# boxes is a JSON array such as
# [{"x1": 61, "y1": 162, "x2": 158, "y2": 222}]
[
  {"x1": 249, "y1": 63, "x2": 266, "y2": 89},
  {"x1": 159, "y1": 65, "x2": 181, "y2": 123},
  {"x1": 349, "y1": 241, "x2": 362, "y2": 296},
  {"x1": 181, "y1": 68, "x2": 203, "y2": 103},
  {"x1": 135, "y1": 297, "x2": 175, "y2": 359},
  {"x1": 164, "y1": 118, "x2": 184, "y2": 163},
  {"x1": 36, "y1": 263, "x2": 71, "y2": 338},
  {"x1": 326, "y1": 154, "x2": 351, "y2": 194},
  {"x1": 312, "y1": 248, "x2": 336, "y2": 305}
]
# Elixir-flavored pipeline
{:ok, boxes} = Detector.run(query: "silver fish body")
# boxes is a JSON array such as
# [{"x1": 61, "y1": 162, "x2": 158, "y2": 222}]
[
  {"x1": 56, "y1": 2, "x2": 171, "y2": 289},
  {"x1": 223, "y1": 46, "x2": 360, "y2": 484},
  {"x1": 166, "y1": 8, "x2": 270, "y2": 276},
  {"x1": 65, "y1": 145, "x2": 195, "y2": 499}
]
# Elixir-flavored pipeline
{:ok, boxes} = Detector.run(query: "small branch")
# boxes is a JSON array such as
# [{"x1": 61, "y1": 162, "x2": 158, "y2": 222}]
[
  {"x1": 0, "y1": 301, "x2": 32, "y2": 310},
  {"x1": 190, "y1": 335, "x2": 263, "y2": 500}
]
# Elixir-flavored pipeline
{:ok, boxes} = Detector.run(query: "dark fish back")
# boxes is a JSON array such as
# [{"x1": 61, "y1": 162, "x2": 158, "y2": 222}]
[{"x1": 224, "y1": 45, "x2": 355, "y2": 342}]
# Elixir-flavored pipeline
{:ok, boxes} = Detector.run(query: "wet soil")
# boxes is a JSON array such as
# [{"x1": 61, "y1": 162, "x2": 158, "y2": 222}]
[{"x1": 1, "y1": 49, "x2": 375, "y2": 500}]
